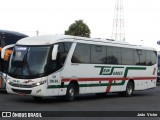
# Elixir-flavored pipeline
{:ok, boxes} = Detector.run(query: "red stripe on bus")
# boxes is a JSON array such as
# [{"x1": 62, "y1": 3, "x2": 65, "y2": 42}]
[
  {"x1": 61, "y1": 77, "x2": 156, "y2": 82},
  {"x1": 106, "y1": 80, "x2": 113, "y2": 92}
]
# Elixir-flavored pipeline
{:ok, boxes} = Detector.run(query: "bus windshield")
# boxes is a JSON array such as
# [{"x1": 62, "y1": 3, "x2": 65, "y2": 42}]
[{"x1": 8, "y1": 46, "x2": 50, "y2": 78}]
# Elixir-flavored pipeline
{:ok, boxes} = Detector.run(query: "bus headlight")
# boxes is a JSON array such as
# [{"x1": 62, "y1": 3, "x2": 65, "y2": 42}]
[
  {"x1": 32, "y1": 80, "x2": 46, "y2": 87},
  {"x1": 7, "y1": 80, "x2": 11, "y2": 84},
  {"x1": 7, "y1": 80, "x2": 10, "y2": 84}
]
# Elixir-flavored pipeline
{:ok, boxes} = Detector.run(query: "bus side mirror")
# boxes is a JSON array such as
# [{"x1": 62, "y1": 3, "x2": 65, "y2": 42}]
[
  {"x1": 1, "y1": 44, "x2": 15, "y2": 59},
  {"x1": 52, "y1": 44, "x2": 59, "y2": 60}
]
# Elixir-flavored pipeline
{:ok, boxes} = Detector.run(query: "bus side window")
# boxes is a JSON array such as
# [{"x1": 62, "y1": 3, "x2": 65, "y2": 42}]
[
  {"x1": 107, "y1": 46, "x2": 121, "y2": 64},
  {"x1": 57, "y1": 42, "x2": 72, "y2": 68},
  {"x1": 71, "y1": 43, "x2": 91, "y2": 63},
  {"x1": 135, "y1": 49, "x2": 146, "y2": 65},
  {"x1": 146, "y1": 51, "x2": 157, "y2": 66}
]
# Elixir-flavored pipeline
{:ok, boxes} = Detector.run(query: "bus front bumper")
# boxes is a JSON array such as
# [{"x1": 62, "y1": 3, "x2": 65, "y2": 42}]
[{"x1": 6, "y1": 83, "x2": 47, "y2": 97}]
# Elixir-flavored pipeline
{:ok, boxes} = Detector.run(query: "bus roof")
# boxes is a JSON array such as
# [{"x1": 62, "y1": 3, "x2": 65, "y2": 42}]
[
  {"x1": 16, "y1": 35, "x2": 74, "y2": 45},
  {"x1": 0, "y1": 30, "x2": 28, "y2": 47},
  {"x1": 16, "y1": 35, "x2": 156, "y2": 51},
  {"x1": 0, "y1": 30, "x2": 28, "y2": 37}
]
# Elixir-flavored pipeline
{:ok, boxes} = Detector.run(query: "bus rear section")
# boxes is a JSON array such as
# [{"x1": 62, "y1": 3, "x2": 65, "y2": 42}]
[{"x1": 4, "y1": 35, "x2": 157, "y2": 101}]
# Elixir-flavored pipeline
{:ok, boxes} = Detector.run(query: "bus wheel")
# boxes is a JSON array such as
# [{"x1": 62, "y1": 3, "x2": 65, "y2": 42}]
[
  {"x1": 65, "y1": 83, "x2": 75, "y2": 102},
  {"x1": 118, "y1": 81, "x2": 134, "y2": 97},
  {"x1": 124, "y1": 81, "x2": 134, "y2": 97},
  {"x1": 126, "y1": 81, "x2": 134, "y2": 97}
]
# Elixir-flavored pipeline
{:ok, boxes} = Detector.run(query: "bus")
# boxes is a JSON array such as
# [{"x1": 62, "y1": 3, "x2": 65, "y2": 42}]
[
  {"x1": 3, "y1": 35, "x2": 157, "y2": 101},
  {"x1": 0, "y1": 30, "x2": 28, "y2": 90}
]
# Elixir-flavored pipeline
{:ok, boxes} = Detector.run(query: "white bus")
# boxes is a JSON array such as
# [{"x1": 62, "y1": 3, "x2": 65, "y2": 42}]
[{"x1": 3, "y1": 35, "x2": 157, "y2": 101}]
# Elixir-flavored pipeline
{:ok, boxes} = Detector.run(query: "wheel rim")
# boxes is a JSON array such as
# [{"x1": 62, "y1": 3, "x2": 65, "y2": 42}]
[
  {"x1": 69, "y1": 88, "x2": 75, "y2": 97},
  {"x1": 127, "y1": 85, "x2": 132, "y2": 95}
]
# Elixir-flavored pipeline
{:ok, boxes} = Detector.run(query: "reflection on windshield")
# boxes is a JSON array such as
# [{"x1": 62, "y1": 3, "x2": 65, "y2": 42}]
[{"x1": 8, "y1": 46, "x2": 50, "y2": 78}]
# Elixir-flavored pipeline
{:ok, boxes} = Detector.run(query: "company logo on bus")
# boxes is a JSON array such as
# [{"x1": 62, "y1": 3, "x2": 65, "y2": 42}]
[
  {"x1": 23, "y1": 80, "x2": 34, "y2": 84},
  {"x1": 95, "y1": 66, "x2": 124, "y2": 76},
  {"x1": 101, "y1": 68, "x2": 111, "y2": 74}
]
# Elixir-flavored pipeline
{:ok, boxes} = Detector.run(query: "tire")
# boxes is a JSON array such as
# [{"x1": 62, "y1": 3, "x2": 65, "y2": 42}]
[
  {"x1": 118, "y1": 81, "x2": 134, "y2": 97},
  {"x1": 65, "y1": 83, "x2": 76, "y2": 102}
]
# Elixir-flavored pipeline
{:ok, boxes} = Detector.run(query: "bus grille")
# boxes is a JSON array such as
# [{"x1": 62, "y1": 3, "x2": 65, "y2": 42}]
[
  {"x1": 10, "y1": 83, "x2": 34, "y2": 88},
  {"x1": 11, "y1": 88, "x2": 32, "y2": 94}
]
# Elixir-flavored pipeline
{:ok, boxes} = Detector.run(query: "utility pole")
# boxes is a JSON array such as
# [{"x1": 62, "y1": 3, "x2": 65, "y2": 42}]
[{"x1": 111, "y1": 0, "x2": 125, "y2": 41}]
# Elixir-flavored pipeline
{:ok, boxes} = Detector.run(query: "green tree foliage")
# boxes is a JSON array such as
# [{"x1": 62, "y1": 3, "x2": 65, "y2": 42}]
[{"x1": 65, "y1": 20, "x2": 91, "y2": 37}]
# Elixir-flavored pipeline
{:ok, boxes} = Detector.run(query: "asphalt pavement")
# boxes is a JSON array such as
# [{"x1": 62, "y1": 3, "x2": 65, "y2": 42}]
[{"x1": 0, "y1": 83, "x2": 160, "y2": 120}]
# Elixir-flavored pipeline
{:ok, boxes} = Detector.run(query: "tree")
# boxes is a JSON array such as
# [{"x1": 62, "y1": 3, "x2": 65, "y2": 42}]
[{"x1": 65, "y1": 20, "x2": 91, "y2": 37}]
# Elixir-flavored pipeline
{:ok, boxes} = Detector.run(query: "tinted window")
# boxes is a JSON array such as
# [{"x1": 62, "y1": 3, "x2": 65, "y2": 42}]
[
  {"x1": 71, "y1": 43, "x2": 90, "y2": 63},
  {"x1": 107, "y1": 46, "x2": 121, "y2": 64},
  {"x1": 91, "y1": 45, "x2": 107, "y2": 64},
  {"x1": 146, "y1": 51, "x2": 157, "y2": 66},
  {"x1": 122, "y1": 48, "x2": 134, "y2": 65},
  {"x1": 0, "y1": 34, "x2": 27, "y2": 47},
  {"x1": 57, "y1": 42, "x2": 72, "y2": 67},
  {"x1": 71, "y1": 43, "x2": 157, "y2": 66},
  {"x1": 135, "y1": 49, "x2": 146, "y2": 65}
]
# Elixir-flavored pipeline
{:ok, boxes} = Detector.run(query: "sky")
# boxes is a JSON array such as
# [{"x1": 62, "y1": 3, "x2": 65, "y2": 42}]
[{"x1": 1, "y1": 0, "x2": 160, "y2": 50}]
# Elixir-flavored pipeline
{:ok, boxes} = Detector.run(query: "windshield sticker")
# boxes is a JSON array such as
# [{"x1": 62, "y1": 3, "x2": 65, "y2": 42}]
[{"x1": 16, "y1": 47, "x2": 27, "y2": 51}]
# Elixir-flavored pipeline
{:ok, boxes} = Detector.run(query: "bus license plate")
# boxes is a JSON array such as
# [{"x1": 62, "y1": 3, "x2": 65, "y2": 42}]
[{"x1": 18, "y1": 92, "x2": 25, "y2": 96}]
